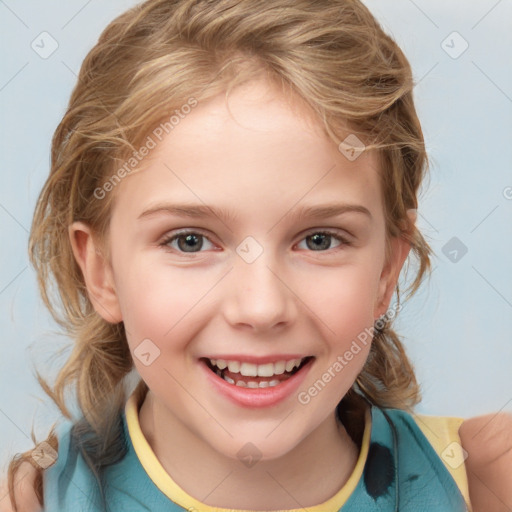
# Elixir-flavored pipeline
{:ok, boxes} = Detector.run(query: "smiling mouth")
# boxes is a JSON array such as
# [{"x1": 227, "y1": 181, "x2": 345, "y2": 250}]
[{"x1": 201, "y1": 356, "x2": 315, "y2": 388}]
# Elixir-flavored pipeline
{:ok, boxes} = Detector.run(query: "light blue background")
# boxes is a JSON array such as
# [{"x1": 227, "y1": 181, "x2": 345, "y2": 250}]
[{"x1": 1, "y1": 0, "x2": 511, "y2": 476}]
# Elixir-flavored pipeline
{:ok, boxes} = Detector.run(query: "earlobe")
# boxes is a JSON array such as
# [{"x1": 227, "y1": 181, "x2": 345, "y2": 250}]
[
  {"x1": 68, "y1": 222, "x2": 122, "y2": 324},
  {"x1": 374, "y1": 236, "x2": 411, "y2": 319}
]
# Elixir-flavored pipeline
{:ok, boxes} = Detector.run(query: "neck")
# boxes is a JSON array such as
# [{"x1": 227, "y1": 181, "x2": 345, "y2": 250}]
[{"x1": 138, "y1": 390, "x2": 361, "y2": 510}]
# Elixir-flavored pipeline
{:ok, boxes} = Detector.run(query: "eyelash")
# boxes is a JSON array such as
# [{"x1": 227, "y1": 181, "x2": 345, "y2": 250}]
[{"x1": 158, "y1": 229, "x2": 351, "y2": 254}]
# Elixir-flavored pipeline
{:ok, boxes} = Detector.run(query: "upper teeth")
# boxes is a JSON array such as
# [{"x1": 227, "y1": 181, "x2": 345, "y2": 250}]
[{"x1": 209, "y1": 358, "x2": 304, "y2": 377}]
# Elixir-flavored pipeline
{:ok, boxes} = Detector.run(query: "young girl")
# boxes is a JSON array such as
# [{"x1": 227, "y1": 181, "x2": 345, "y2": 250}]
[{"x1": 3, "y1": 0, "x2": 511, "y2": 511}]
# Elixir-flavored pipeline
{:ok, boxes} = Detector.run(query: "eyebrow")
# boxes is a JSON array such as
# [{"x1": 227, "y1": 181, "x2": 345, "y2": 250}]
[{"x1": 137, "y1": 202, "x2": 372, "y2": 222}]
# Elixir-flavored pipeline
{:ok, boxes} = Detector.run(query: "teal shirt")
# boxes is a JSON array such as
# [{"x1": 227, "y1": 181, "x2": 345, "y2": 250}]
[{"x1": 43, "y1": 405, "x2": 469, "y2": 511}]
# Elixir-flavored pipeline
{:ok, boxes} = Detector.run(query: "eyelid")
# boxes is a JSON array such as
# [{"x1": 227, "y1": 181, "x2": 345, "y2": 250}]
[{"x1": 299, "y1": 227, "x2": 353, "y2": 243}]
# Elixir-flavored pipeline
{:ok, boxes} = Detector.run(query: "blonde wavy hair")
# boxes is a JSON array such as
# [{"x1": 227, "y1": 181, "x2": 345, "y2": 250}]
[{"x1": 7, "y1": 0, "x2": 432, "y2": 508}]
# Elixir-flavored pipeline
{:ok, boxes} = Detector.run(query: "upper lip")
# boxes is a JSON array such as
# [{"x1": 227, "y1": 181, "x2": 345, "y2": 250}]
[{"x1": 200, "y1": 354, "x2": 313, "y2": 364}]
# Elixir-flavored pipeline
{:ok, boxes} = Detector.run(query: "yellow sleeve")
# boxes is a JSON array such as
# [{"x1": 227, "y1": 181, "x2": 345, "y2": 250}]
[{"x1": 413, "y1": 413, "x2": 472, "y2": 511}]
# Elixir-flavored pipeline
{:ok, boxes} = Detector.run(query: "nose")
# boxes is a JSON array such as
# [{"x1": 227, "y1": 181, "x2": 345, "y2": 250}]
[{"x1": 222, "y1": 249, "x2": 296, "y2": 333}]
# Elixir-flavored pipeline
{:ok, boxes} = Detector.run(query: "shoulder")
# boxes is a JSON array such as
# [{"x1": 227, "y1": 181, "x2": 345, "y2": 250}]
[
  {"x1": 459, "y1": 411, "x2": 512, "y2": 460},
  {"x1": 0, "y1": 462, "x2": 42, "y2": 512},
  {"x1": 459, "y1": 412, "x2": 512, "y2": 512},
  {"x1": 406, "y1": 410, "x2": 472, "y2": 509}
]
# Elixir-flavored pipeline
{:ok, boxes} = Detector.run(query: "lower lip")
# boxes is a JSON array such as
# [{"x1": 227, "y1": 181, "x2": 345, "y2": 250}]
[{"x1": 200, "y1": 358, "x2": 314, "y2": 408}]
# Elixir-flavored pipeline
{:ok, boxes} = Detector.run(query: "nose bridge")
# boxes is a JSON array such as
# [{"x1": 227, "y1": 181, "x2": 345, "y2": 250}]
[{"x1": 223, "y1": 239, "x2": 294, "y2": 330}]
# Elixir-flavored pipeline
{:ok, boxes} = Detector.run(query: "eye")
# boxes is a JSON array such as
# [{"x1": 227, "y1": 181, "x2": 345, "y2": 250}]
[
  {"x1": 159, "y1": 229, "x2": 350, "y2": 254},
  {"x1": 296, "y1": 231, "x2": 349, "y2": 252},
  {"x1": 160, "y1": 231, "x2": 215, "y2": 253}
]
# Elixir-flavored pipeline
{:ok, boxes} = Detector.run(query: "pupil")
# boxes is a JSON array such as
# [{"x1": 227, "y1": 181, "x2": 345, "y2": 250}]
[
  {"x1": 307, "y1": 233, "x2": 330, "y2": 251},
  {"x1": 178, "y1": 234, "x2": 203, "y2": 252}
]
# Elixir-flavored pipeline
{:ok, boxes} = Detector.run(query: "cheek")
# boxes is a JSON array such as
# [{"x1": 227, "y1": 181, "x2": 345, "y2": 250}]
[
  {"x1": 301, "y1": 264, "x2": 381, "y2": 335},
  {"x1": 114, "y1": 257, "x2": 211, "y2": 343},
  {"x1": 115, "y1": 262, "x2": 210, "y2": 389}
]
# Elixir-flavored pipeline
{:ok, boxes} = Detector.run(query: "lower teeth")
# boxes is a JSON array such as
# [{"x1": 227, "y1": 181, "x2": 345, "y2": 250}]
[{"x1": 216, "y1": 369, "x2": 282, "y2": 388}]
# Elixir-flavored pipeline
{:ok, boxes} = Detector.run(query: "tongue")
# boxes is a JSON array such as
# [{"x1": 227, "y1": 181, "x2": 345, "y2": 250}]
[{"x1": 222, "y1": 369, "x2": 292, "y2": 384}]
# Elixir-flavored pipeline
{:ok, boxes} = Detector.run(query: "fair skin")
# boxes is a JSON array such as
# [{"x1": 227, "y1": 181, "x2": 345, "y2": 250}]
[
  {"x1": 2, "y1": 79, "x2": 511, "y2": 511},
  {"x1": 74, "y1": 78, "x2": 406, "y2": 509}
]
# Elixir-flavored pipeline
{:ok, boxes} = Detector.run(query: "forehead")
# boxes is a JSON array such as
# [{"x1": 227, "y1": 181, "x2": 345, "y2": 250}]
[{"x1": 111, "y1": 78, "x2": 383, "y2": 225}]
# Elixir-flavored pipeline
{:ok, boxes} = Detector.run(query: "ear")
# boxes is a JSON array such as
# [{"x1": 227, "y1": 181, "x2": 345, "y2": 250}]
[
  {"x1": 374, "y1": 234, "x2": 411, "y2": 320},
  {"x1": 68, "y1": 222, "x2": 123, "y2": 324}
]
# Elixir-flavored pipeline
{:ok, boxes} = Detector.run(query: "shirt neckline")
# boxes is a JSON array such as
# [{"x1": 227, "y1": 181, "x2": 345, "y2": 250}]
[{"x1": 124, "y1": 386, "x2": 372, "y2": 511}]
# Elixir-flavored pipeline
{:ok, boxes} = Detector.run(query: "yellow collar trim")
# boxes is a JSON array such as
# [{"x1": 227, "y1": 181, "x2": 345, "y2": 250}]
[{"x1": 125, "y1": 388, "x2": 371, "y2": 512}]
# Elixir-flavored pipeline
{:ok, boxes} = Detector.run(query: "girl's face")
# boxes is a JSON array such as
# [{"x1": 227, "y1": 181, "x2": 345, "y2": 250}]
[{"x1": 85, "y1": 78, "x2": 408, "y2": 462}]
